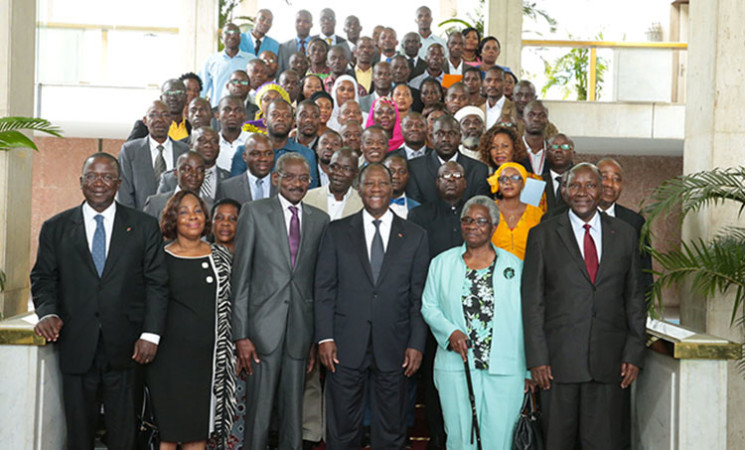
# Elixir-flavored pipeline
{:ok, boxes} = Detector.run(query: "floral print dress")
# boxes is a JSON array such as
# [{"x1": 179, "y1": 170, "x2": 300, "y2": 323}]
[{"x1": 461, "y1": 258, "x2": 497, "y2": 370}]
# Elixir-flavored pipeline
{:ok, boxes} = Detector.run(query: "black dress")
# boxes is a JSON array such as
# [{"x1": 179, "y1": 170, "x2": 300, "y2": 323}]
[{"x1": 148, "y1": 247, "x2": 227, "y2": 443}]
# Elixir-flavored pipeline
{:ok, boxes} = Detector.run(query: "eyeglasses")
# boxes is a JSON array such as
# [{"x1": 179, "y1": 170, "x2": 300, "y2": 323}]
[
  {"x1": 83, "y1": 173, "x2": 119, "y2": 184},
  {"x1": 229, "y1": 80, "x2": 250, "y2": 86},
  {"x1": 329, "y1": 163, "x2": 356, "y2": 174},
  {"x1": 497, "y1": 121, "x2": 515, "y2": 128},
  {"x1": 224, "y1": 29, "x2": 241, "y2": 35},
  {"x1": 498, "y1": 174, "x2": 522, "y2": 183},
  {"x1": 278, "y1": 172, "x2": 311, "y2": 183},
  {"x1": 460, "y1": 217, "x2": 491, "y2": 226},
  {"x1": 439, "y1": 172, "x2": 464, "y2": 180},
  {"x1": 147, "y1": 112, "x2": 170, "y2": 120},
  {"x1": 550, "y1": 144, "x2": 572, "y2": 150},
  {"x1": 164, "y1": 90, "x2": 185, "y2": 97}
]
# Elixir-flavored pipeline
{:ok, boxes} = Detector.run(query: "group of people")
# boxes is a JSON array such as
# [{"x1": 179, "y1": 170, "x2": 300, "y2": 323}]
[{"x1": 31, "y1": 5, "x2": 650, "y2": 450}]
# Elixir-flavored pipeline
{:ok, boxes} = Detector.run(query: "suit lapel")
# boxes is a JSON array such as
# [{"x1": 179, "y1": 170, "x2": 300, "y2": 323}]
[
  {"x1": 71, "y1": 205, "x2": 99, "y2": 277},
  {"x1": 555, "y1": 213, "x2": 592, "y2": 283},
  {"x1": 271, "y1": 197, "x2": 293, "y2": 269},
  {"x1": 295, "y1": 203, "x2": 314, "y2": 271},
  {"x1": 102, "y1": 205, "x2": 128, "y2": 278},
  {"x1": 350, "y1": 213, "x2": 375, "y2": 285},
  {"x1": 240, "y1": 175, "x2": 253, "y2": 202},
  {"x1": 595, "y1": 213, "x2": 614, "y2": 283},
  {"x1": 376, "y1": 215, "x2": 405, "y2": 284}
]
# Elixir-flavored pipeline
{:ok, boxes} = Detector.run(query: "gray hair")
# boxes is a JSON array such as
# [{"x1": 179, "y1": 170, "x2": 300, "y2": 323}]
[
  {"x1": 276, "y1": 152, "x2": 310, "y2": 173},
  {"x1": 461, "y1": 195, "x2": 500, "y2": 226},
  {"x1": 566, "y1": 162, "x2": 601, "y2": 186}
]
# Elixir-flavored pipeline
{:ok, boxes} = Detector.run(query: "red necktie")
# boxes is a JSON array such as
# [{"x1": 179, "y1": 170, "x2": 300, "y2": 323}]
[
  {"x1": 299, "y1": 39, "x2": 306, "y2": 54},
  {"x1": 583, "y1": 224, "x2": 598, "y2": 283}
]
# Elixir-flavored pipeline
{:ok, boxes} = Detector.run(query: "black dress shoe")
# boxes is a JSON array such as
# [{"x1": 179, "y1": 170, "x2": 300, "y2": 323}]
[
  {"x1": 361, "y1": 426, "x2": 371, "y2": 447},
  {"x1": 302, "y1": 439, "x2": 319, "y2": 450}
]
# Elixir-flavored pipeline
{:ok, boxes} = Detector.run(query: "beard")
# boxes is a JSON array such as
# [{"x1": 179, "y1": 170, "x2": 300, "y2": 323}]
[{"x1": 463, "y1": 135, "x2": 480, "y2": 150}]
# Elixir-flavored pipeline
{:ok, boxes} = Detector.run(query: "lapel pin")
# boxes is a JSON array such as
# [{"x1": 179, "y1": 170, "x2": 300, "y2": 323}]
[
  {"x1": 504, "y1": 267, "x2": 515, "y2": 279},
  {"x1": 398, "y1": 233, "x2": 403, "y2": 238},
  {"x1": 611, "y1": 229, "x2": 615, "y2": 235},
  {"x1": 126, "y1": 227, "x2": 131, "y2": 232}
]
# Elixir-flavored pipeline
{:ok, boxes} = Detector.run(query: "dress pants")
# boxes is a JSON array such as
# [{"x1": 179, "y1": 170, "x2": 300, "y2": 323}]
[
  {"x1": 422, "y1": 331, "x2": 446, "y2": 446},
  {"x1": 61, "y1": 333, "x2": 136, "y2": 450},
  {"x1": 325, "y1": 341, "x2": 407, "y2": 449},
  {"x1": 243, "y1": 334, "x2": 306, "y2": 450},
  {"x1": 302, "y1": 359, "x2": 324, "y2": 442},
  {"x1": 542, "y1": 380, "x2": 627, "y2": 450}
]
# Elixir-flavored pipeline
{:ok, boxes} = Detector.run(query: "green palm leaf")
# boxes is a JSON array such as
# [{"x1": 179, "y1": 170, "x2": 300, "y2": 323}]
[{"x1": 0, "y1": 117, "x2": 63, "y2": 152}]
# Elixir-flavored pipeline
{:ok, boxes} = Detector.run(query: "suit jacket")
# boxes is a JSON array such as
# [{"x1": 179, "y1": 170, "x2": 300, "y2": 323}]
[
  {"x1": 231, "y1": 196, "x2": 329, "y2": 359},
  {"x1": 278, "y1": 37, "x2": 309, "y2": 76},
  {"x1": 614, "y1": 204, "x2": 655, "y2": 296},
  {"x1": 214, "y1": 173, "x2": 277, "y2": 205},
  {"x1": 521, "y1": 212, "x2": 647, "y2": 384},
  {"x1": 408, "y1": 56, "x2": 427, "y2": 81},
  {"x1": 358, "y1": 92, "x2": 379, "y2": 115},
  {"x1": 408, "y1": 198, "x2": 464, "y2": 259},
  {"x1": 143, "y1": 191, "x2": 213, "y2": 221},
  {"x1": 389, "y1": 146, "x2": 433, "y2": 161},
  {"x1": 314, "y1": 211, "x2": 430, "y2": 371},
  {"x1": 30, "y1": 203, "x2": 168, "y2": 374},
  {"x1": 406, "y1": 151, "x2": 490, "y2": 204},
  {"x1": 542, "y1": 171, "x2": 566, "y2": 213},
  {"x1": 117, "y1": 137, "x2": 190, "y2": 211},
  {"x1": 302, "y1": 186, "x2": 364, "y2": 219},
  {"x1": 156, "y1": 166, "x2": 230, "y2": 199}
]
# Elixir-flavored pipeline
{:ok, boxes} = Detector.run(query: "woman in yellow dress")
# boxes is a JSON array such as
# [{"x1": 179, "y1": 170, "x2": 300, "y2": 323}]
[{"x1": 489, "y1": 162, "x2": 543, "y2": 260}]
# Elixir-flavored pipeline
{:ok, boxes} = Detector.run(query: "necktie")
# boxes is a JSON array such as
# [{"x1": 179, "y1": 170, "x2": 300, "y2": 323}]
[
  {"x1": 390, "y1": 197, "x2": 405, "y2": 206},
  {"x1": 583, "y1": 224, "x2": 599, "y2": 283},
  {"x1": 386, "y1": 56, "x2": 392, "y2": 63},
  {"x1": 555, "y1": 176, "x2": 562, "y2": 199},
  {"x1": 299, "y1": 39, "x2": 306, "y2": 53},
  {"x1": 92, "y1": 215, "x2": 106, "y2": 277},
  {"x1": 370, "y1": 219, "x2": 384, "y2": 283},
  {"x1": 255, "y1": 178, "x2": 265, "y2": 199},
  {"x1": 326, "y1": 37, "x2": 333, "y2": 46},
  {"x1": 255, "y1": 38, "x2": 262, "y2": 53},
  {"x1": 201, "y1": 169, "x2": 212, "y2": 199},
  {"x1": 289, "y1": 206, "x2": 300, "y2": 267},
  {"x1": 409, "y1": 57, "x2": 416, "y2": 66},
  {"x1": 153, "y1": 145, "x2": 166, "y2": 181}
]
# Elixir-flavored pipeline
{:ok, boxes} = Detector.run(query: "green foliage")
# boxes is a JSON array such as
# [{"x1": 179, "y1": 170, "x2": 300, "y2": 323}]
[
  {"x1": 0, "y1": 117, "x2": 62, "y2": 152},
  {"x1": 0, "y1": 270, "x2": 5, "y2": 292},
  {"x1": 642, "y1": 167, "x2": 745, "y2": 325},
  {"x1": 439, "y1": 0, "x2": 556, "y2": 38},
  {"x1": 522, "y1": 1, "x2": 557, "y2": 34},
  {"x1": 541, "y1": 34, "x2": 607, "y2": 100}
]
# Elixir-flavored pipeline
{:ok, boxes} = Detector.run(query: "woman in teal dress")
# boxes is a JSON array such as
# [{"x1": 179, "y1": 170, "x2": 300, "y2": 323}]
[{"x1": 421, "y1": 195, "x2": 531, "y2": 450}]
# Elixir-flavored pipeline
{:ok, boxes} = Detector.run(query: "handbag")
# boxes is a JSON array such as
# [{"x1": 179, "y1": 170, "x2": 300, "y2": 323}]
[
  {"x1": 136, "y1": 385, "x2": 160, "y2": 450},
  {"x1": 512, "y1": 390, "x2": 544, "y2": 450}
]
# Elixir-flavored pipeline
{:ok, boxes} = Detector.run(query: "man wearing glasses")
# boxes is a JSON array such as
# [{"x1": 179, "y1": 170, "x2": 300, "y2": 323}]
[
  {"x1": 544, "y1": 133, "x2": 576, "y2": 212},
  {"x1": 126, "y1": 78, "x2": 191, "y2": 142},
  {"x1": 200, "y1": 22, "x2": 256, "y2": 108}
]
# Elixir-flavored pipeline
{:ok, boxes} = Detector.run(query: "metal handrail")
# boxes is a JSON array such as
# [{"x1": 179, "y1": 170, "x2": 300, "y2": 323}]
[{"x1": 521, "y1": 40, "x2": 688, "y2": 101}]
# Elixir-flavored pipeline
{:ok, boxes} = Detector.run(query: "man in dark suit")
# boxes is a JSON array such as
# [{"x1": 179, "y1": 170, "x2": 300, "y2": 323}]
[
  {"x1": 118, "y1": 100, "x2": 190, "y2": 210},
  {"x1": 157, "y1": 126, "x2": 230, "y2": 201},
  {"x1": 315, "y1": 163, "x2": 429, "y2": 449},
  {"x1": 215, "y1": 134, "x2": 276, "y2": 204},
  {"x1": 144, "y1": 151, "x2": 207, "y2": 220},
  {"x1": 314, "y1": 8, "x2": 353, "y2": 61},
  {"x1": 383, "y1": 154, "x2": 420, "y2": 219},
  {"x1": 401, "y1": 32, "x2": 427, "y2": 80},
  {"x1": 278, "y1": 10, "x2": 314, "y2": 75},
  {"x1": 31, "y1": 153, "x2": 168, "y2": 449},
  {"x1": 406, "y1": 114, "x2": 490, "y2": 204},
  {"x1": 543, "y1": 133, "x2": 575, "y2": 213},
  {"x1": 597, "y1": 158, "x2": 654, "y2": 294},
  {"x1": 522, "y1": 163, "x2": 647, "y2": 449},
  {"x1": 520, "y1": 100, "x2": 551, "y2": 175},
  {"x1": 408, "y1": 44, "x2": 448, "y2": 90},
  {"x1": 390, "y1": 112, "x2": 431, "y2": 161},
  {"x1": 232, "y1": 153, "x2": 329, "y2": 450}
]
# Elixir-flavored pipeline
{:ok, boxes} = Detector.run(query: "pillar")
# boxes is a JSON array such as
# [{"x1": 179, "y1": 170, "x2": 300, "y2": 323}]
[
  {"x1": 180, "y1": 0, "x2": 219, "y2": 73},
  {"x1": 0, "y1": 0, "x2": 36, "y2": 319},
  {"x1": 484, "y1": 0, "x2": 523, "y2": 75},
  {"x1": 682, "y1": 0, "x2": 745, "y2": 447}
]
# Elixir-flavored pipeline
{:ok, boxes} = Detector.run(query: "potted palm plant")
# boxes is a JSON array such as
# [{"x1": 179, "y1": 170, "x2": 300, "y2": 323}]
[{"x1": 0, "y1": 116, "x2": 62, "y2": 292}]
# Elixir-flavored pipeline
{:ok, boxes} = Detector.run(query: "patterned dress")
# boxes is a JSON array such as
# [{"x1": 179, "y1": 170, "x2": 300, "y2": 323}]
[{"x1": 461, "y1": 258, "x2": 497, "y2": 370}]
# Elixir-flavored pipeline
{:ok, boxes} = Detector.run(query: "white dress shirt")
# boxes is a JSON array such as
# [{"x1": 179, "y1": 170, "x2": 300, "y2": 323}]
[
  {"x1": 148, "y1": 136, "x2": 174, "y2": 171},
  {"x1": 246, "y1": 171, "x2": 271, "y2": 200},
  {"x1": 485, "y1": 95, "x2": 506, "y2": 129},
  {"x1": 568, "y1": 209, "x2": 602, "y2": 262},
  {"x1": 599, "y1": 203, "x2": 616, "y2": 217},
  {"x1": 363, "y1": 208, "x2": 393, "y2": 257},
  {"x1": 549, "y1": 169, "x2": 563, "y2": 196},
  {"x1": 217, "y1": 130, "x2": 251, "y2": 172},
  {"x1": 278, "y1": 193, "x2": 303, "y2": 237},
  {"x1": 523, "y1": 136, "x2": 547, "y2": 175},
  {"x1": 326, "y1": 188, "x2": 350, "y2": 221},
  {"x1": 388, "y1": 194, "x2": 410, "y2": 219},
  {"x1": 318, "y1": 164, "x2": 330, "y2": 187},
  {"x1": 447, "y1": 58, "x2": 463, "y2": 75},
  {"x1": 403, "y1": 144, "x2": 427, "y2": 160},
  {"x1": 437, "y1": 153, "x2": 459, "y2": 166}
]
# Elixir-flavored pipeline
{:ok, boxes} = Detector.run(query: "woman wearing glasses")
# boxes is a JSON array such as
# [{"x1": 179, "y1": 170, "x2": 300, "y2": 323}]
[
  {"x1": 490, "y1": 162, "x2": 543, "y2": 260},
  {"x1": 421, "y1": 195, "x2": 530, "y2": 450}
]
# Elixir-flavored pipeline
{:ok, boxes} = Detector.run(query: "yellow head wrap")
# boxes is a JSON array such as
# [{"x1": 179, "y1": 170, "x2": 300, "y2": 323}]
[{"x1": 487, "y1": 162, "x2": 528, "y2": 194}]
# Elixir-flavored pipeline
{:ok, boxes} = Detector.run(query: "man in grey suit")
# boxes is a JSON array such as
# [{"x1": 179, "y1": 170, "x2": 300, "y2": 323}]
[
  {"x1": 117, "y1": 100, "x2": 190, "y2": 210},
  {"x1": 522, "y1": 163, "x2": 646, "y2": 449},
  {"x1": 359, "y1": 62, "x2": 393, "y2": 113},
  {"x1": 232, "y1": 153, "x2": 330, "y2": 450},
  {"x1": 278, "y1": 10, "x2": 314, "y2": 75},
  {"x1": 314, "y1": 8, "x2": 353, "y2": 61},
  {"x1": 215, "y1": 134, "x2": 276, "y2": 205},
  {"x1": 156, "y1": 127, "x2": 229, "y2": 201},
  {"x1": 143, "y1": 151, "x2": 207, "y2": 220}
]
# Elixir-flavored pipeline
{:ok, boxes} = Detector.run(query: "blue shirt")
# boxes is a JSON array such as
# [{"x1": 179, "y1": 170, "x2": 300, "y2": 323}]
[
  {"x1": 230, "y1": 137, "x2": 319, "y2": 188},
  {"x1": 239, "y1": 31, "x2": 280, "y2": 56},
  {"x1": 294, "y1": 36, "x2": 312, "y2": 52},
  {"x1": 200, "y1": 50, "x2": 256, "y2": 108}
]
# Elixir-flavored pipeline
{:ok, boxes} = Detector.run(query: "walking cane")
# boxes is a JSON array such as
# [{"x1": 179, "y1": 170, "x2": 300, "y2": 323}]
[{"x1": 463, "y1": 350, "x2": 483, "y2": 450}]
